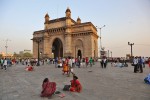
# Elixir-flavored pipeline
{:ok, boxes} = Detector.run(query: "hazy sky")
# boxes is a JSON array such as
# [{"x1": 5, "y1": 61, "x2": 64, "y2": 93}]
[{"x1": 0, "y1": 0, "x2": 150, "y2": 57}]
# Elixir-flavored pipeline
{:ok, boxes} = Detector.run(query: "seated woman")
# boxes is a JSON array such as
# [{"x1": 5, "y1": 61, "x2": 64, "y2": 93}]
[
  {"x1": 62, "y1": 62, "x2": 69, "y2": 75},
  {"x1": 70, "y1": 75, "x2": 82, "y2": 92},
  {"x1": 41, "y1": 78, "x2": 56, "y2": 97},
  {"x1": 25, "y1": 65, "x2": 34, "y2": 71},
  {"x1": 148, "y1": 59, "x2": 150, "y2": 68}
]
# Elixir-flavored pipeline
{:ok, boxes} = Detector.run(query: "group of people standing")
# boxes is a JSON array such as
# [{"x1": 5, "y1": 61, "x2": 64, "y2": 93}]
[
  {"x1": 0, "y1": 58, "x2": 8, "y2": 71},
  {"x1": 133, "y1": 56, "x2": 150, "y2": 73},
  {"x1": 55, "y1": 57, "x2": 96, "y2": 68},
  {"x1": 100, "y1": 57, "x2": 108, "y2": 68}
]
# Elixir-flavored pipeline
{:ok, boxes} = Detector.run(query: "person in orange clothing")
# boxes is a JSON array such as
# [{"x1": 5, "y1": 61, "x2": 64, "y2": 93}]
[
  {"x1": 62, "y1": 62, "x2": 69, "y2": 75},
  {"x1": 70, "y1": 75, "x2": 82, "y2": 92}
]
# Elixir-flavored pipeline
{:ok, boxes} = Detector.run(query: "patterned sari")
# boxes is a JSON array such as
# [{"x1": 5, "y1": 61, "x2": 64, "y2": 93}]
[{"x1": 41, "y1": 81, "x2": 56, "y2": 97}]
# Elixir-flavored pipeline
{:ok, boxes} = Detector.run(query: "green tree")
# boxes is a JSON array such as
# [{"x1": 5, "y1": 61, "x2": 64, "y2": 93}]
[
  {"x1": 23, "y1": 52, "x2": 33, "y2": 58},
  {"x1": 0, "y1": 54, "x2": 2, "y2": 58},
  {"x1": 13, "y1": 52, "x2": 21, "y2": 58}
]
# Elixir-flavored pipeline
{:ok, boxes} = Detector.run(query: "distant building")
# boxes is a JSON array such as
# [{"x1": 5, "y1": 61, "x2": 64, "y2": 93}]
[
  {"x1": 23, "y1": 50, "x2": 31, "y2": 54},
  {"x1": 19, "y1": 51, "x2": 24, "y2": 55},
  {"x1": 32, "y1": 7, "x2": 99, "y2": 58},
  {"x1": 19, "y1": 50, "x2": 31, "y2": 55}
]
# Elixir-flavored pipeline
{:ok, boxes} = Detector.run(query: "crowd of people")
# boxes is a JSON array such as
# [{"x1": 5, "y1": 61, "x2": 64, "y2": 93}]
[{"x1": 1, "y1": 56, "x2": 150, "y2": 99}]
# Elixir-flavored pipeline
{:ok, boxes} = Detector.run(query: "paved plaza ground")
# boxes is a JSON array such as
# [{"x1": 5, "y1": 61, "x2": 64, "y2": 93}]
[{"x1": 0, "y1": 62, "x2": 150, "y2": 100}]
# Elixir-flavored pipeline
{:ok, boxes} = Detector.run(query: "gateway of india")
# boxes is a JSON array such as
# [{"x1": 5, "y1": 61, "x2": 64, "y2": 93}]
[{"x1": 32, "y1": 8, "x2": 99, "y2": 58}]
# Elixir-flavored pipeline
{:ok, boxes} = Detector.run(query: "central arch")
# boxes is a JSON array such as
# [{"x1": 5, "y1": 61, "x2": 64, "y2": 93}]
[
  {"x1": 52, "y1": 38, "x2": 63, "y2": 58},
  {"x1": 77, "y1": 50, "x2": 82, "y2": 59}
]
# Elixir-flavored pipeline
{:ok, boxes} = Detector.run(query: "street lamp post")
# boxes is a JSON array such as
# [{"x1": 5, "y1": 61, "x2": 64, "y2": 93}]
[
  {"x1": 128, "y1": 42, "x2": 134, "y2": 57},
  {"x1": 108, "y1": 50, "x2": 109, "y2": 58},
  {"x1": 96, "y1": 25, "x2": 105, "y2": 58},
  {"x1": 4, "y1": 39, "x2": 11, "y2": 58},
  {"x1": 110, "y1": 51, "x2": 112, "y2": 58}
]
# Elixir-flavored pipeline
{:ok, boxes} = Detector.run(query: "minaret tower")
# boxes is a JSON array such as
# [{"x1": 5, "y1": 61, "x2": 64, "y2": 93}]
[
  {"x1": 77, "y1": 16, "x2": 81, "y2": 24},
  {"x1": 44, "y1": 13, "x2": 50, "y2": 29},
  {"x1": 65, "y1": 7, "x2": 71, "y2": 18},
  {"x1": 65, "y1": 7, "x2": 72, "y2": 57}
]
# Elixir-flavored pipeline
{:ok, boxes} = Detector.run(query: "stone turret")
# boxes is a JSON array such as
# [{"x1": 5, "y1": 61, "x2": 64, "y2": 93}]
[
  {"x1": 45, "y1": 13, "x2": 50, "y2": 23},
  {"x1": 65, "y1": 7, "x2": 71, "y2": 18},
  {"x1": 77, "y1": 16, "x2": 81, "y2": 24},
  {"x1": 44, "y1": 13, "x2": 50, "y2": 29}
]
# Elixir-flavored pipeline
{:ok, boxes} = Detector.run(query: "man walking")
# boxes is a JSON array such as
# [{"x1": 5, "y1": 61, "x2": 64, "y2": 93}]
[
  {"x1": 3, "y1": 58, "x2": 7, "y2": 71},
  {"x1": 89, "y1": 57, "x2": 93, "y2": 67},
  {"x1": 138, "y1": 56, "x2": 143, "y2": 73},
  {"x1": 142, "y1": 57, "x2": 145, "y2": 68},
  {"x1": 1, "y1": 58, "x2": 4, "y2": 69},
  {"x1": 133, "y1": 57, "x2": 138, "y2": 73},
  {"x1": 103, "y1": 57, "x2": 107, "y2": 68}
]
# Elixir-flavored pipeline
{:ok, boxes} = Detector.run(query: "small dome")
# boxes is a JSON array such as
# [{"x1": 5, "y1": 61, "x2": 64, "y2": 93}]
[
  {"x1": 77, "y1": 17, "x2": 81, "y2": 21},
  {"x1": 77, "y1": 16, "x2": 81, "y2": 24},
  {"x1": 45, "y1": 13, "x2": 49, "y2": 18},
  {"x1": 65, "y1": 7, "x2": 71, "y2": 13}
]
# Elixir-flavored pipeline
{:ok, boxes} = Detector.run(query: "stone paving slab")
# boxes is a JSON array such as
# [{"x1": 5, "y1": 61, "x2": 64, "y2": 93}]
[{"x1": 0, "y1": 62, "x2": 150, "y2": 100}]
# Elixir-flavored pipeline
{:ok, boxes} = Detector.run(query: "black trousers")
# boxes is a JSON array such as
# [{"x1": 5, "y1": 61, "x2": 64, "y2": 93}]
[
  {"x1": 100, "y1": 62, "x2": 104, "y2": 68},
  {"x1": 104, "y1": 63, "x2": 107, "y2": 68},
  {"x1": 139, "y1": 64, "x2": 143, "y2": 73},
  {"x1": 3, "y1": 65, "x2": 7, "y2": 70},
  {"x1": 134, "y1": 64, "x2": 137, "y2": 73}
]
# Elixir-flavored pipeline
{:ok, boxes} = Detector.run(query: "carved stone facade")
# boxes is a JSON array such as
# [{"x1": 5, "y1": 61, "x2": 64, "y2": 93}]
[{"x1": 32, "y1": 8, "x2": 99, "y2": 58}]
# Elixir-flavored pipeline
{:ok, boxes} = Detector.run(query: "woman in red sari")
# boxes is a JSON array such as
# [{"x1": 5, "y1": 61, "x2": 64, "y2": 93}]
[
  {"x1": 25, "y1": 65, "x2": 33, "y2": 71},
  {"x1": 148, "y1": 58, "x2": 150, "y2": 68},
  {"x1": 70, "y1": 75, "x2": 82, "y2": 92},
  {"x1": 41, "y1": 78, "x2": 56, "y2": 97}
]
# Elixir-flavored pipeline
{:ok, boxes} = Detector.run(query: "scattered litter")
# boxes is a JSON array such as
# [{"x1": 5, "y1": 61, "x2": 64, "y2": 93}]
[{"x1": 58, "y1": 93, "x2": 65, "y2": 98}]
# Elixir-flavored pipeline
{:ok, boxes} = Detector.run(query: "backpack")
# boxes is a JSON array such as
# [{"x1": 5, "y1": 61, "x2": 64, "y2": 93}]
[{"x1": 63, "y1": 85, "x2": 70, "y2": 91}]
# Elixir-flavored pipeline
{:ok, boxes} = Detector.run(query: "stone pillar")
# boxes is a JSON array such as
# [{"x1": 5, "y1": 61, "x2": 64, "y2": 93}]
[
  {"x1": 64, "y1": 16, "x2": 72, "y2": 57},
  {"x1": 64, "y1": 34, "x2": 72, "y2": 57},
  {"x1": 33, "y1": 40, "x2": 38, "y2": 58},
  {"x1": 43, "y1": 33, "x2": 50, "y2": 58},
  {"x1": 84, "y1": 35, "x2": 92, "y2": 58}
]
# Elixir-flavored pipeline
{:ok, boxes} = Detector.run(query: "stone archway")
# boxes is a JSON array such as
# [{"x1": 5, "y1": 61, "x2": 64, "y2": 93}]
[
  {"x1": 52, "y1": 38, "x2": 63, "y2": 58},
  {"x1": 75, "y1": 39, "x2": 83, "y2": 58},
  {"x1": 77, "y1": 49, "x2": 82, "y2": 59}
]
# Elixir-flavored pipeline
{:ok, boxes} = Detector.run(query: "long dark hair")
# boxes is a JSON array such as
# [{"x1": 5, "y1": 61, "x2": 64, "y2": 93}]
[
  {"x1": 73, "y1": 75, "x2": 78, "y2": 80},
  {"x1": 43, "y1": 78, "x2": 49, "y2": 84}
]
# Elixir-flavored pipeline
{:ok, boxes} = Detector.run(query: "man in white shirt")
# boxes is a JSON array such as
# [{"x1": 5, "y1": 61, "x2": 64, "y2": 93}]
[
  {"x1": 3, "y1": 58, "x2": 7, "y2": 71},
  {"x1": 133, "y1": 57, "x2": 138, "y2": 73},
  {"x1": 142, "y1": 57, "x2": 145, "y2": 68}
]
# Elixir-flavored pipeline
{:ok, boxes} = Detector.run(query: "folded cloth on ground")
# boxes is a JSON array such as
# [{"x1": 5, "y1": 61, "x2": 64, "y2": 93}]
[{"x1": 144, "y1": 73, "x2": 150, "y2": 84}]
